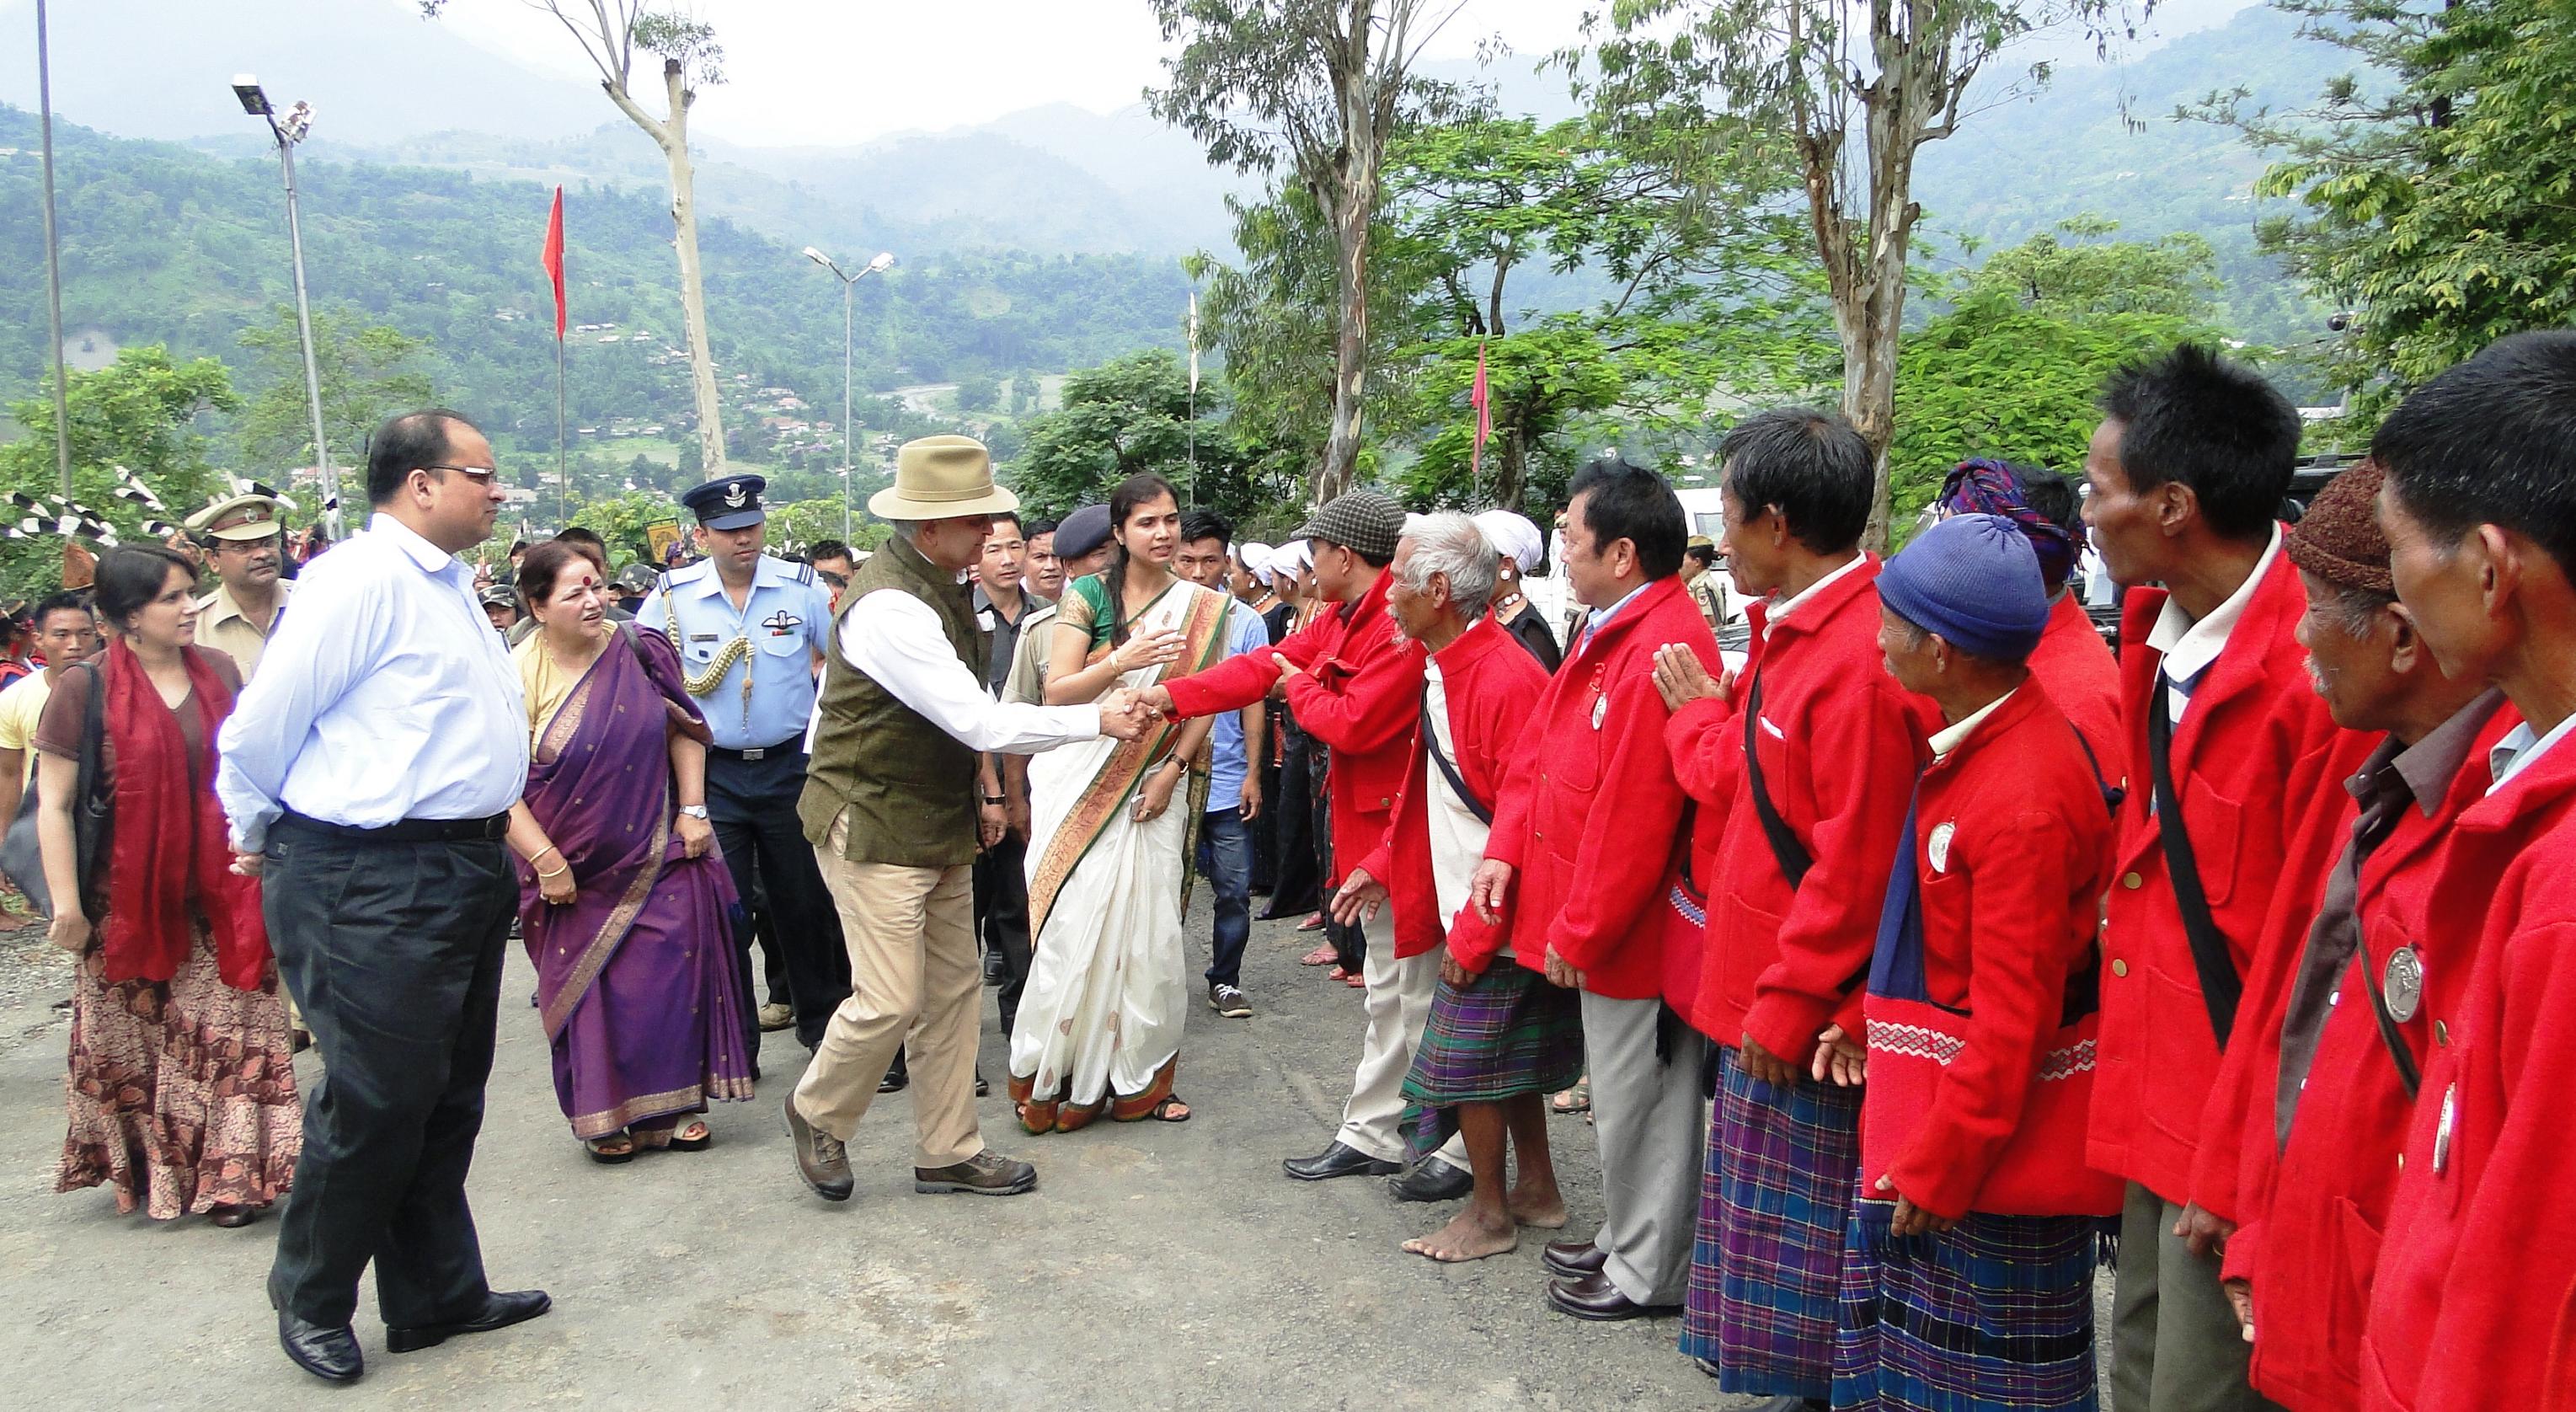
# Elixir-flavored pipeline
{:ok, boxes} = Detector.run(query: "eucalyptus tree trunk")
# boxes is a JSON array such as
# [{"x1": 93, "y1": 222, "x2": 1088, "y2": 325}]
[{"x1": 605, "y1": 59, "x2": 726, "y2": 476}]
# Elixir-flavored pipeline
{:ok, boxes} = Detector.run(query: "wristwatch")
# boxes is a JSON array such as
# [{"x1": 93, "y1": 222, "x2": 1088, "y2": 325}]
[{"x1": 679, "y1": 805, "x2": 709, "y2": 820}]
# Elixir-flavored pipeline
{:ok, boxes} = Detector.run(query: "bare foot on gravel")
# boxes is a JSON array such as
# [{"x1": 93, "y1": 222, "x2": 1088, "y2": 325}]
[
  {"x1": 1403, "y1": 1206, "x2": 1520, "y2": 1263},
  {"x1": 1507, "y1": 1185, "x2": 1568, "y2": 1229}
]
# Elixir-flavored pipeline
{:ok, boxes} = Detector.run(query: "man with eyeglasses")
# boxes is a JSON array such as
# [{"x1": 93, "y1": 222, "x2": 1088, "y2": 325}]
[
  {"x1": 187, "y1": 491, "x2": 296, "y2": 681},
  {"x1": 218, "y1": 409, "x2": 548, "y2": 1385}
]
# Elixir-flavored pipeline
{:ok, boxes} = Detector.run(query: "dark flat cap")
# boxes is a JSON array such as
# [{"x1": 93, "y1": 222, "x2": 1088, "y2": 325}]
[{"x1": 1292, "y1": 489, "x2": 1404, "y2": 561}]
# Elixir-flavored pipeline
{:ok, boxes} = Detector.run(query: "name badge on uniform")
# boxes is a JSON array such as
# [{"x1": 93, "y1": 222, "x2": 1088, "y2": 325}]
[
  {"x1": 1927, "y1": 821, "x2": 1955, "y2": 874},
  {"x1": 1591, "y1": 693, "x2": 1607, "y2": 730},
  {"x1": 2382, "y1": 944, "x2": 2424, "y2": 1023},
  {"x1": 978, "y1": 610, "x2": 997, "y2": 632},
  {"x1": 690, "y1": 633, "x2": 719, "y2": 643}
]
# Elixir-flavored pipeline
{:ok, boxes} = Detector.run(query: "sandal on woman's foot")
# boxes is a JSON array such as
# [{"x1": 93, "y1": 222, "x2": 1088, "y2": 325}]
[
  {"x1": 585, "y1": 1134, "x2": 637, "y2": 1164},
  {"x1": 1342, "y1": 971, "x2": 1366, "y2": 987},
  {"x1": 1143, "y1": 1095, "x2": 1191, "y2": 1122},
  {"x1": 666, "y1": 1121, "x2": 712, "y2": 1152},
  {"x1": 1551, "y1": 1082, "x2": 1590, "y2": 1115},
  {"x1": 1299, "y1": 944, "x2": 1337, "y2": 966}
]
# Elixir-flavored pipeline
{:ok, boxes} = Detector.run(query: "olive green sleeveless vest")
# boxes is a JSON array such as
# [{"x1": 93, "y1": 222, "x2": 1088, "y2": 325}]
[{"x1": 799, "y1": 535, "x2": 988, "y2": 868}]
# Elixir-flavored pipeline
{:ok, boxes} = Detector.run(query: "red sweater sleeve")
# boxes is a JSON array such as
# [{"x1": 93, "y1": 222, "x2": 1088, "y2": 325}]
[
  {"x1": 1887, "y1": 810, "x2": 2080, "y2": 1221},
  {"x1": 2408, "y1": 919, "x2": 2576, "y2": 1412},
  {"x1": 1481, "y1": 710, "x2": 1542, "y2": 874},
  {"x1": 1741, "y1": 676, "x2": 1920, "y2": 1063},
  {"x1": 1547, "y1": 668, "x2": 1686, "y2": 976},
  {"x1": 1666, "y1": 693, "x2": 1745, "y2": 810},
  {"x1": 1283, "y1": 639, "x2": 1422, "y2": 757},
  {"x1": 1164, "y1": 615, "x2": 1323, "y2": 719}
]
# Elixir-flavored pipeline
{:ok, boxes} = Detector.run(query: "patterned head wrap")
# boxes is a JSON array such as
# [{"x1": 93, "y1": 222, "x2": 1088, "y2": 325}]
[{"x1": 1938, "y1": 458, "x2": 2080, "y2": 591}]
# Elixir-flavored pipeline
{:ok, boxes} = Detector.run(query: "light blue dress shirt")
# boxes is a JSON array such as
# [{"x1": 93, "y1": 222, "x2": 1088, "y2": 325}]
[
  {"x1": 1206, "y1": 598, "x2": 1271, "y2": 809},
  {"x1": 216, "y1": 513, "x2": 530, "y2": 851},
  {"x1": 636, "y1": 554, "x2": 835, "y2": 750}
]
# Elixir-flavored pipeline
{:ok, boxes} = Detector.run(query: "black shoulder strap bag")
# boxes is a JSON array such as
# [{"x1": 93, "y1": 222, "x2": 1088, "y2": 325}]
[
  {"x1": 1419, "y1": 699, "x2": 1492, "y2": 826},
  {"x1": 2147, "y1": 680, "x2": 2244, "y2": 1048},
  {"x1": 1743, "y1": 672, "x2": 1814, "y2": 890}
]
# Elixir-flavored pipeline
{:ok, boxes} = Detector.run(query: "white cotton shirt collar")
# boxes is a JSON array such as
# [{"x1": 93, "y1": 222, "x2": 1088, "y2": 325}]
[
  {"x1": 1761, "y1": 552, "x2": 1868, "y2": 641},
  {"x1": 369, "y1": 511, "x2": 458, "y2": 576},
  {"x1": 2488, "y1": 711, "x2": 2576, "y2": 797},
  {"x1": 2145, "y1": 523, "x2": 2283, "y2": 685},
  {"x1": 1929, "y1": 688, "x2": 2015, "y2": 761}
]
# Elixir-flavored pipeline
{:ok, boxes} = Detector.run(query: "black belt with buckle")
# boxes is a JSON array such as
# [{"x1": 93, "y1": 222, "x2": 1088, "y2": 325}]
[
  {"x1": 710, "y1": 738, "x2": 803, "y2": 763},
  {"x1": 281, "y1": 810, "x2": 509, "y2": 843}
]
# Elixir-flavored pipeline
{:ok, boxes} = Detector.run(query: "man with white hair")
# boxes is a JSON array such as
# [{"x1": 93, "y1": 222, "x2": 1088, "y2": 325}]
[
  {"x1": 1473, "y1": 509, "x2": 1563, "y2": 672},
  {"x1": 1333, "y1": 512, "x2": 1562, "y2": 1250}
]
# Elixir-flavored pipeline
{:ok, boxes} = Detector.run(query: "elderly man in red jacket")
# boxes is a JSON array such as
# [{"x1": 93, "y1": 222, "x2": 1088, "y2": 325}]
[
  {"x1": 2354, "y1": 331, "x2": 2576, "y2": 1412},
  {"x1": 1659, "y1": 409, "x2": 1925, "y2": 1406},
  {"x1": 2202, "y1": 462, "x2": 2511, "y2": 1411},
  {"x1": 1330, "y1": 512, "x2": 1558, "y2": 1258},
  {"x1": 1466, "y1": 457, "x2": 1721, "y2": 1322},
  {"x1": 2078, "y1": 344, "x2": 2370, "y2": 1412},
  {"x1": 1143, "y1": 490, "x2": 1455, "y2": 1185}
]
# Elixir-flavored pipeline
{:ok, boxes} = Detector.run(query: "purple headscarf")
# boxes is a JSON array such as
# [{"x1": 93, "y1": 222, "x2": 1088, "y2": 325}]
[{"x1": 1938, "y1": 458, "x2": 2080, "y2": 591}]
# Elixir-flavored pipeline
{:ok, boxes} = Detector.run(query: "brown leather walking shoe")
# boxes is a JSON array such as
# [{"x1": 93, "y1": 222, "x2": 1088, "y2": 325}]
[
  {"x1": 914, "y1": 1149, "x2": 1037, "y2": 1195},
  {"x1": 784, "y1": 1094, "x2": 853, "y2": 1201}
]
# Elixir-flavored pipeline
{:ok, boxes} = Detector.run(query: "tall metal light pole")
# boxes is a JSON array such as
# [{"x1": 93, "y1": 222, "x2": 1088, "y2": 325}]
[
  {"x1": 233, "y1": 77, "x2": 339, "y2": 538},
  {"x1": 803, "y1": 247, "x2": 895, "y2": 542},
  {"x1": 35, "y1": 0, "x2": 73, "y2": 498}
]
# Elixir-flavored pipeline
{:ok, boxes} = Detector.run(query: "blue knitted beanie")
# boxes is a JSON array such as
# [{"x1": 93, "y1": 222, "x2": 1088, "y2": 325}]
[{"x1": 1878, "y1": 513, "x2": 2049, "y2": 662}]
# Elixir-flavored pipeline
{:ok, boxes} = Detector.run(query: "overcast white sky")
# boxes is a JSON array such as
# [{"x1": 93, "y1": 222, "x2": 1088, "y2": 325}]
[{"x1": 430, "y1": 0, "x2": 1601, "y2": 147}]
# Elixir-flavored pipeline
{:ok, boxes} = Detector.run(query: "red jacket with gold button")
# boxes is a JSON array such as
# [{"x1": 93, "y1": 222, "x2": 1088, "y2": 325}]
[
  {"x1": 2358, "y1": 735, "x2": 2576, "y2": 1412},
  {"x1": 2030, "y1": 591, "x2": 2122, "y2": 773},
  {"x1": 1666, "y1": 557, "x2": 1927, "y2": 1061},
  {"x1": 1163, "y1": 570, "x2": 1422, "y2": 886},
  {"x1": 2085, "y1": 549, "x2": 2370, "y2": 1212},
  {"x1": 1472, "y1": 575, "x2": 1718, "y2": 1000},
  {"x1": 1349, "y1": 613, "x2": 1548, "y2": 963}
]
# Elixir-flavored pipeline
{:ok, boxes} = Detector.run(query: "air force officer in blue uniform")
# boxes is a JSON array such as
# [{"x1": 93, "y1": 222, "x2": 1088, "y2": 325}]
[{"x1": 637, "y1": 475, "x2": 847, "y2": 1057}]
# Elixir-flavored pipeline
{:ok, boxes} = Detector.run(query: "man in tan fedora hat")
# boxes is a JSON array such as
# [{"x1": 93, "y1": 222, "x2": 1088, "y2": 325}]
[{"x1": 785, "y1": 435, "x2": 1154, "y2": 1202}]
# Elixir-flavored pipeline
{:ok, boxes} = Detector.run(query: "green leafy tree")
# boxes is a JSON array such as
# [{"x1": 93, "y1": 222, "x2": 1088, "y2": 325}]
[
  {"x1": 1590, "y1": 0, "x2": 2135, "y2": 548},
  {"x1": 1148, "y1": 0, "x2": 1469, "y2": 505},
  {"x1": 1009, "y1": 369, "x2": 1041, "y2": 414},
  {"x1": 569, "y1": 488, "x2": 681, "y2": 570},
  {"x1": 2194, "y1": 0, "x2": 2576, "y2": 423},
  {"x1": 1009, "y1": 350, "x2": 1298, "y2": 525},
  {"x1": 0, "y1": 346, "x2": 239, "y2": 594},
  {"x1": 234, "y1": 304, "x2": 435, "y2": 480},
  {"x1": 955, "y1": 372, "x2": 1002, "y2": 412}
]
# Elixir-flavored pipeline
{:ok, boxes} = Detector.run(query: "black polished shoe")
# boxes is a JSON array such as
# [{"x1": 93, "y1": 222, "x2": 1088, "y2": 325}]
[
  {"x1": 982, "y1": 949, "x2": 1007, "y2": 986},
  {"x1": 975, "y1": 1067, "x2": 991, "y2": 1099},
  {"x1": 1281, "y1": 1140, "x2": 1400, "y2": 1182},
  {"x1": 1541, "y1": 1238, "x2": 1609, "y2": 1281},
  {"x1": 278, "y1": 1311, "x2": 363, "y2": 1384},
  {"x1": 1545, "y1": 1270, "x2": 1677, "y2": 1322},
  {"x1": 383, "y1": 1289, "x2": 552, "y2": 1354},
  {"x1": 1387, "y1": 1156, "x2": 1473, "y2": 1203},
  {"x1": 878, "y1": 1058, "x2": 910, "y2": 1094}
]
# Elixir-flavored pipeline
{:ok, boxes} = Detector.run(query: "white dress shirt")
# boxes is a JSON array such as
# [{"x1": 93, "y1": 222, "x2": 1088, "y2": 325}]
[
  {"x1": 815, "y1": 586, "x2": 1099, "y2": 756},
  {"x1": 2488, "y1": 709, "x2": 2576, "y2": 797},
  {"x1": 2145, "y1": 523, "x2": 2283, "y2": 724},
  {"x1": 1762, "y1": 551, "x2": 1869, "y2": 640},
  {"x1": 1421, "y1": 662, "x2": 1494, "y2": 945},
  {"x1": 217, "y1": 513, "x2": 530, "y2": 850}
]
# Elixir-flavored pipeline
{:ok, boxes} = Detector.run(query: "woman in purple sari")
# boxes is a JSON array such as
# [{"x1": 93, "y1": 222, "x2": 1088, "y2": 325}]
[{"x1": 504, "y1": 542, "x2": 755, "y2": 1163}]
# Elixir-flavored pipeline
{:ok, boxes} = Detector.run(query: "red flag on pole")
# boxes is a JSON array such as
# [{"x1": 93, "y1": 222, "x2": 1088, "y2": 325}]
[
  {"x1": 541, "y1": 185, "x2": 567, "y2": 341},
  {"x1": 1468, "y1": 339, "x2": 1491, "y2": 480}
]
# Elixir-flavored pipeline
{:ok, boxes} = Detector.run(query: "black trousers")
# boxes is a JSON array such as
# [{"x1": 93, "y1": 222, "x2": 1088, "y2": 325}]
[
  {"x1": 974, "y1": 832, "x2": 1033, "y2": 1037},
  {"x1": 262, "y1": 818, "x2": 517, "y2": 1329},
  {"x1": 707, "y1": 747, "x2": 851, "y2": 1052},
  {"x1": 1262, "y1": 725, "x2": 1323, "y2": 918},
  {"x1": 745, "y1": 874, "x2": 791, "y2": 1007}
]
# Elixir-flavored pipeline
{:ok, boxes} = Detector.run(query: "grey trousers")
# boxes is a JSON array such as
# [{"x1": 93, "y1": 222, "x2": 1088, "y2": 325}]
[
  {"x1": 2111, "y1": 1181, "x2": 2286, "y2": 1412},
  {"x1": 1579, "y1": 992, "x2": 1709, "y2": 1307}
]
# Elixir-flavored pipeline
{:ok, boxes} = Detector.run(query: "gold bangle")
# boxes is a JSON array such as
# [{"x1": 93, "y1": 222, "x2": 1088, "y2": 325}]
[
  {"x1": 528, "y1": 844, "x2": 560, "y2": 868},
  {"x1": 536, "y1": 863, "x2": 569, "y2": 880}
]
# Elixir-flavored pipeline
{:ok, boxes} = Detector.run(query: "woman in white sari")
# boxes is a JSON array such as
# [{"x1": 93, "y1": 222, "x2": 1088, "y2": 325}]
[{"x1": 1012, "y1": 474, "x2": 1229, "y2": 1133}]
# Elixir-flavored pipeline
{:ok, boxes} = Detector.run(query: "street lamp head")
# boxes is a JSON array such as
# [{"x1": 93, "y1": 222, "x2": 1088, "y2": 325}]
[
  {"x1": 803, "y1": 246, "x2": 837, "y2": 273},
  {"x1": 276, "y1": 100, "x2": 315, "y2": 144},
  {"x1": 866, "y1": 252, "x2": 896, "y2": 274},
  {"x1": 232, "y1": 76, "x2": 271, "y2": 116}
]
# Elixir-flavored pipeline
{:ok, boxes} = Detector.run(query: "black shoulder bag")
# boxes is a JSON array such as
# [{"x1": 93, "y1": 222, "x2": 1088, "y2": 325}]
[
  {"x1": 2147, "y1": 682, "x2": 2243, "y2": 1048},
  {"x1": 1419, "y1": 700, "x2": 1493, "y2": 826},
  {"x1": 1742, "y1": 672, "x2": 1814, "y2": 890},
  {"x1": 0, "y1": 660, "x2": 109, "y2": 920}
]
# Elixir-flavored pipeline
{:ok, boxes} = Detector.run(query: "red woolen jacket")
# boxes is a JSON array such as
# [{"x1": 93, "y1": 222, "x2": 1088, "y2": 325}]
[
  {"x1": 1349, "y1": 614, "x2": 1548, "y2": 963},
  {"x1": 2086, "y1": 549, "x2": 2372, "y2": 1211},
  {"x1": 1472, "y1": 576, "x2": 1718, "y2": 1000},
  {"x1": 1164, "y1": 570, "x2": 1423, "y2": 885},
  {"x1": 2226, "y1": 695, "x2": 2516, "y2": 1411},
  {"x1": 1866, "y1": 682, "x2": 2121, "y2": 1221},
  {"x1": 1667, "y1": 557, "x2": 1928, "y2": 1061},
  {"x1": 2358, "y1": 733, "x2": 2576, "y2": 1412},
  {"x1": 2030, "y1": 591, "x2": 2123, "y2": 776}
]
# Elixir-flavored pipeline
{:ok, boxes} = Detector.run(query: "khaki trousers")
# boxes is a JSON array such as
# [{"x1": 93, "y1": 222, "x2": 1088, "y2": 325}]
[
  {"x1": 791, "y1": 813, "x2": 982, "y2": 1169},
  {"x1": 2111, "y1": 1181, "x2": 2285, "y2": 1412},
  {"x1": 1333, "y1": 942, "x2": 1469, "y2": 1170}
]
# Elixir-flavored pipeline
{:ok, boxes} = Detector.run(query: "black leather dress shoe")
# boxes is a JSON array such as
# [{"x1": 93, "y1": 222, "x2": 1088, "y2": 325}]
[
  {"x1": 383, "y1": 1289, "x2": 552, "y2": 1354},
  {"x1": 1541, "y1": 1238, "x2": 1608, "y2": 1281},
  {"x1": 1281, "y1": 1140, "x2": 1400, "y2": 1181},
  {"x1": 280, "y1": 1311, "x2": 362, "y2": 1383},
  {"x1": 1387, "y1": 1156, "x2": 1473, "y2": 1203},
  {"x1": 1545, "y1": 1271, "x2": 1677, "y2": 1322},
  {"x1": 878, "y1": 1060, "x2": 909, "y2": 1094}
]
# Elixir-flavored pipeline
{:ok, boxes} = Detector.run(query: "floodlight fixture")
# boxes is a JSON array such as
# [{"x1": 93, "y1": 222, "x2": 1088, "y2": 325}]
[{"x1": 232, "y1": 75, "x2": 270, "y2": 116}]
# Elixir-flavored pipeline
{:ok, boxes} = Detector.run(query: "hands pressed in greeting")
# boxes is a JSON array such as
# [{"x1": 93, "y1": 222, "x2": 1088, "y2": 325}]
[{"x1": 1650, "y1": 643, "x2": 1732, "y2": 713}]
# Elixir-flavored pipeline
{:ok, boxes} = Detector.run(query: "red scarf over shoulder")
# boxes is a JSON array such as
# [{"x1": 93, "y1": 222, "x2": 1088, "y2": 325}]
[{"x1": 98, "y1": 639, "x2": 269, "y2": 989}]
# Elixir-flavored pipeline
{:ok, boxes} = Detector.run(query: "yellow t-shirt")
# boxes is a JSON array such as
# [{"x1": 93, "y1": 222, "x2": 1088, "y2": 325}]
[
  {"x1": 0, "y1": 672, "x2": 53, "y2": 785},
  {"x1": 514, "y1": 634, "x2": 581, "y2": 744}
]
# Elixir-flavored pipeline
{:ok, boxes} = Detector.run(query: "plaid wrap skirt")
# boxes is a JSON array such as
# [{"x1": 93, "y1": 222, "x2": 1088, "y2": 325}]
[
  {"x1": 1398, "y1": 960, "x2": 1583, "y2": 1161},
  {"x1": 1681, "y1": 1043, "x2": 1864, "y2": 1399},
  {"x1": 1832, "y1": 1201, "x2": 2108, "y2": 1410}
]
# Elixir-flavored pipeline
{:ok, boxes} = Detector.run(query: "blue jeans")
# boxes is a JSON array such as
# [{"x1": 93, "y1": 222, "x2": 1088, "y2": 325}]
[{"x1": 1200, "y1": 806, "x2": 1253, "y2": 987}]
